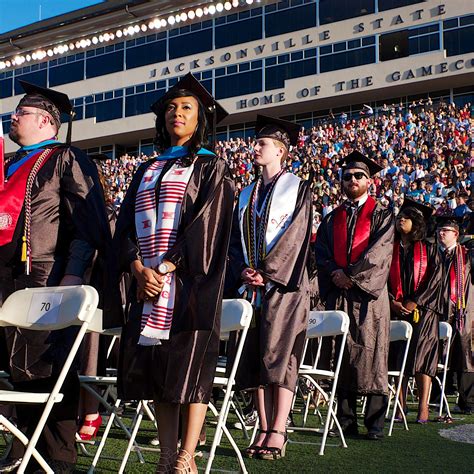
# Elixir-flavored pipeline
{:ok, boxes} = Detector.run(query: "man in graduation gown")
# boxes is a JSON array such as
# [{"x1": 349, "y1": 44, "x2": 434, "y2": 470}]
[
  {"x1": 315, "y1": 151, "x2": 394, "y2": 440},
  {"x1": 435, "y1": 216, "x2": 474, "y2": 414},
  {"x1": 0, "y1": 82, "x2": 112, "y2": 472}
]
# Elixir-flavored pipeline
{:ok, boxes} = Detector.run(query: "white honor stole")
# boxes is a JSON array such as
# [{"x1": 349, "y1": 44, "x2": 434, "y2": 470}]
[
  {"x1": 135, "y1": 159, "x2": 194, "y2": 345},
  {"x1": 238, "y1": 172, "x2": 301, "y2": 268}
]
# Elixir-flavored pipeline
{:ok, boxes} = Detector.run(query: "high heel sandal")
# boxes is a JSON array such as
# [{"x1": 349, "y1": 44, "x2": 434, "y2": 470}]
[
  {"x1": 174, "y1": 449, "x2": 196, "y2": 473},
  {"x1": 258, "y1": 429, "x2": 288, "y2": 460},
  {"x1": 78, "y1": 414, "x2": 102, "y2": 441},
  {"x1": 243, "y1": 430, "x2": 268, "y2": 459},
  {"x1": 155, "y1": 447, "x2": 177, "y2": 474}
]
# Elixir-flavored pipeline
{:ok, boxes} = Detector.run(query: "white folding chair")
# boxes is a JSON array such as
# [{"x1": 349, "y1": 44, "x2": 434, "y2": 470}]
[
  {"x1": 387, "y1": 320, "x2": 413, "y2": 436},
  {"x1": 205, "y1": 299, "x2": 253, "y2": 474},
  {"x1": 433, "y1": 321, "x2": 453, "y2": 419},
  {"x1": 0, "y1": 285, "x2": 99, "y2": 474},
  {"x1": 77, "y1": 319, "x2": 148, "y2": 473},
  {"x1": 291, "y1": 310, "x2": 350, "y2": 455}
]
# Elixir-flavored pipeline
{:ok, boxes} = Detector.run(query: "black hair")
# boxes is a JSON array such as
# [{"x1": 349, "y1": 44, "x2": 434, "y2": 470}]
[
  {"x1": 396, "y1": 207, "x2": 426, "y2": 241},
  {"x1": 153, "y1": 89, "x2": 209, "y2": 164}
]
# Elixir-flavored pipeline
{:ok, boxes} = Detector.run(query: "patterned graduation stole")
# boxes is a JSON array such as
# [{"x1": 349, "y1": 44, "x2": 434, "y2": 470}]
[
  {"x1": 135, "y1": 158, "x2": 194, "y2": 345},
  {"x1": 237, "y1": 171, "x2": 300, "y2": 309}
]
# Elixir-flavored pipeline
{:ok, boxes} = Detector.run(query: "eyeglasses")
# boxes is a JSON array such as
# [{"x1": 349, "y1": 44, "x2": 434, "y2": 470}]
[
  {"x1": 342, "y1": 172, "x2": 368, "y2": 181},
  {"x1": 12, "y1": 108, "x2": 43, "y2": 118}
]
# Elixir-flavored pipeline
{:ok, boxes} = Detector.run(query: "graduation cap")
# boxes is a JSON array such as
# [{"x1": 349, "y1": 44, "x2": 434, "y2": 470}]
[
  {"x1": 255, "y1": 114, "x2": 299, "y2": 149},
  {"x1": 435, "y1": 215, "x2": 463, "y2": 232},
  {"x1": 337, "y1": 150, "x2": 383, "y2": 177},
  {"x1": 150, "y1": 73, "x2": 228, "y2": 143},
  {"x1": 400, "y1": 197, "x2": 434, "y2": 221},
  {"x1": 18, "y1": 80, "x2": 75, "y2": 143}
]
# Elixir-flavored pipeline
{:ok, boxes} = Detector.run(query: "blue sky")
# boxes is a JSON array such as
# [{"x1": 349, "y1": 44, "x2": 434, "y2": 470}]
[{"x1": 0, "y1": 0, "x2": 104, "y2": 34}]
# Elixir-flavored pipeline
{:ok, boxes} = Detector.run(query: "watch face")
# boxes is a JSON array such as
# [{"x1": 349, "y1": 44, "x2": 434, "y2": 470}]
[{"x1": 159, "y1": 263, "x2": 168, "y2": 274}]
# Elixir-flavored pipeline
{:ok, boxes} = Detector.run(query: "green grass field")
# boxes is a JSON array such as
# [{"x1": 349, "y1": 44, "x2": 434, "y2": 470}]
[{"x1": 67, "y1": 397, "x2": 474, "y2": 473}]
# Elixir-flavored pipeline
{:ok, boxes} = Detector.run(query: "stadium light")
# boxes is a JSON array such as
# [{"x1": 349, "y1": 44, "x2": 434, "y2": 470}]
[{"x1": 0, "y1": 0, "x2": 249, "y2": 70}]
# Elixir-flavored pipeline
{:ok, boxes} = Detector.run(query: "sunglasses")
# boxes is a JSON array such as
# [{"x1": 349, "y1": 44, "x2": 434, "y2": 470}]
[{"x1": 342, "y1": 172, "x2": 368, "y2": 181}]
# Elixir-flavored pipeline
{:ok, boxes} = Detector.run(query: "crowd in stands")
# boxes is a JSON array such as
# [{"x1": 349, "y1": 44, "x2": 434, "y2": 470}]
[{"x1": 99, "y1": 99, "x2": 473, "y2": 231}]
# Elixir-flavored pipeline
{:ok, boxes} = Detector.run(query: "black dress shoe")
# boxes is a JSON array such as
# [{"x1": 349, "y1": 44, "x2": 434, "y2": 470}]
[
  {"x1": 366, "y1": 431, "x2": 384, "y2": 441},
  {"x1": 328, "y1": 422, "x2": 359, "y2": 438},
  {"x1": 0, "y1": 458, "x2": 22, "y2": 473}
]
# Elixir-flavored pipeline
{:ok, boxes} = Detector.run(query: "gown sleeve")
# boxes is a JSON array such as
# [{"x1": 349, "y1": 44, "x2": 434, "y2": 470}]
[
  {"x1": 58, "y1": 146, "x2": 112, "y2": 278},
  {"x1": 224, "y1": 205, "x2": 247, "y2": 298}
]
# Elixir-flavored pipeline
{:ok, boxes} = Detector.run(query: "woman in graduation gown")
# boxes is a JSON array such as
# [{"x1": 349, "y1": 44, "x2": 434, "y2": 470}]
[
  {"x1": 227, "y1": 115, "x2": 312, "y2": 460},
  {"x1": 388, "y1": 199, "x2": 438, "y2": 422},
  {"x1": 115, "y1": 74, "x2": 234, "y2": 473}
]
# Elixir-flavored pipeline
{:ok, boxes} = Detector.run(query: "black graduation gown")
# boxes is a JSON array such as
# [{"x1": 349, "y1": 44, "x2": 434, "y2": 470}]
[
  {"x1": 434, "y1": 245, "x2": 474, "y2": 373},
  {"x1": 115, "y1": 153, "x2": 234, "y2": 403},
  {"x1": 227, "y1": 178, "x2": 312, "y2": 392},
  {"x1": 315, "y1": 201, "x2": 395, "y2": 395},
  {"x1": 0, "y1": 144, "x2": 114, "y2": 382},
  {"x1": 388, "y1": 241, "x2": 439, "y2": 377}
]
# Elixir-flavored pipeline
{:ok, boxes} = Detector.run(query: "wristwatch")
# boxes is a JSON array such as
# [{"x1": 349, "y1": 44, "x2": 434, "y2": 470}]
[{"x1": 157, "y1": 262, "x2": 170, "y2": 275}]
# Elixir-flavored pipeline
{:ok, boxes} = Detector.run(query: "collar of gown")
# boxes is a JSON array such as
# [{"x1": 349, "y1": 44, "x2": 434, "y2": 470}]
[
  {"x1": 19, "y1": 138, "x2": 61, "y2": 152},
  {"x1": 159, "y1": 146, "x2": 215, "y2": 160}
]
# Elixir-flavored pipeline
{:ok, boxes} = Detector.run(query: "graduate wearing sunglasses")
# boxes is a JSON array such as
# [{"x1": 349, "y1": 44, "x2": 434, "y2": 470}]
[{"x1": 315, "y1": 150, "x2": 395, "y2": 440}]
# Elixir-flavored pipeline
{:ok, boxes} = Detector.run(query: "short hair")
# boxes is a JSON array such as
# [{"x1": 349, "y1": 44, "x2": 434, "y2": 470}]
[{"x1": 271, "y1": 138, "x2": 288, "y2": 163}]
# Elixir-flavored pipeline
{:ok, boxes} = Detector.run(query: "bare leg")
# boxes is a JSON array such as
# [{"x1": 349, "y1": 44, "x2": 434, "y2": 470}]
[
  {"x1": 176, "y1": 403, "x2": 208, "y2": 473},
  {"x1": 262, "y1": 385, "x2": 293, "y2": 450},
  {"x1": 395, "y1": 377, "x2": 408, "y2": 418},
  {"x1": 254, "y1": 386, "x2": 273, "y2": 446},
  {"x1": 155, "y1": 402, "x2": 180, "y2": 472},
  {"x1": 415, "y1": 373, "x2": 431, "y2": 421}
]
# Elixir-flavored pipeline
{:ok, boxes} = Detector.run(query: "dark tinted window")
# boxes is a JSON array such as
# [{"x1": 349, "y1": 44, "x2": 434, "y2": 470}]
[
  {"x1": 215, "y1": 17, "x2": 262, "y2": 48},
  {"x1": 169, "y1": 29, "x2": 212, "y2": 60},
  {"x1": 379, "y1": 0, "x2": 425, "y2": 11},
  {"x1": 126, "y1": 40, "x2": 166, "y2": 69},
  {"x1": 319, "y1": 0, "x2": 374, "y2": 25},
  {"x1": 49, "y1": 60, "x2": 84, "y2": 86},
  {"x1": 265, "y1": 3, "x2": 316, "y2": 37},
  {"x1": 125, "y1": 90, "x2": 163, "y2": 117},
  {"x1": 266, "y1": 58, "x2": 317, "y2": 90},
  {"x1": 86, "y1": 51, "x2": 124, "y2": 79},
  {"x1": 2, "y1": 116, "x2": 11, "y2": 134},
  {"x1": 379, "y1": 30, "x2": 409, "y2": 61},
  {"x1": 96, "y1": 98, "x2": 123, "y2": 122},
  {"x1": 14, "y1": 70, "x2": 47, "y2": 94},
  {"x1": 0, "y1": 78, "x2": 13, "y2": 98},
  {"x1": 444, "y1": 26, "x2": 474, "y2": 56},
  {"x1": 74, "y1": 105, "x2": 83, "y2": 121},
  {"x1": 409, "y1": 33, "x2": 439, "y2": 55},
  {"x1": 320, "y1": 46, "x2": 375, "y2": 73},
  {"x1": 215, "y1": 70, "x2": 262, "y2": 99}
]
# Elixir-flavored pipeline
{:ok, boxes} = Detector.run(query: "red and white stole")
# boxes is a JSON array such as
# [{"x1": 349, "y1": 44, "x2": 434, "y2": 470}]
[
  {"x1": 389, "y1": 240, "x2": 428, "y2": 301},
  {"x1": 333, "y1": 196, "x2": 377, "y2": 268},
  {"x1": 135, "y1": 159, "x2": 194, "y2": 345},
  {"x1": 0, "y1": 148, "x2": 56, "y2": 247}
]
